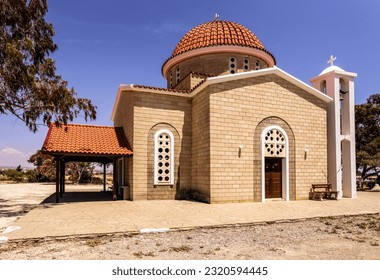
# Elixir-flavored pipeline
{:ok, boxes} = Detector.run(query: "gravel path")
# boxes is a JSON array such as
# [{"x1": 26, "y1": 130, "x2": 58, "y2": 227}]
[
  {"x1": 1, "y1": 183, "x2": 379, "y2": 260},
  {"x1": 1, "y1": 213, "x2": 379, "y2": 260}
]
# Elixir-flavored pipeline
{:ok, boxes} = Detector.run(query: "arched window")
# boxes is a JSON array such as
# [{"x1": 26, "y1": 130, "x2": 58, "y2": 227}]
[
  {"x1": 264, "y1": 128, "x2": 286, "y2": 157},
  {"x1": 320, "y1": 80, "x2": 327, "y2": 94},
  {"x1": 154, "y1": 129, "x2": 174, "y2": 185}
]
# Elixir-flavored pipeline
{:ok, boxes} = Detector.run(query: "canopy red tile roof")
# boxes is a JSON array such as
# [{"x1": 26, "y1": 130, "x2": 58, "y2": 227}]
[{"x1": 42, "y1": 124, "x2": 132, "y2": 156}]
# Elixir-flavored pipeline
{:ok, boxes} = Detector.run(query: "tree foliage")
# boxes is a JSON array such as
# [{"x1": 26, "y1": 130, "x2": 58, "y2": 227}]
[
  {"x1": 28, "y1": 149, "x2": 56, "y2": 181},
  {"x1": 355, "y1": 94, "x2": 380, "y2": 184},
  {"x1": 28, "y1": 150, "x2": 99, "y2": 184},
  {"x1": 66, "y1": 162, "x2": 96, "y2": 184},
  {"x1": 5, "y1": 168, "x2": 24, "y2": 182},
  {"x1": 0, "y1": 0, "x2": 96, "y2": 132}
]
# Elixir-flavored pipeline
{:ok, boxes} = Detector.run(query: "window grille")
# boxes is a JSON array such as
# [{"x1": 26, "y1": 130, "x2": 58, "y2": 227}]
[{"x1": 154, "y1": 130, "x2": 174, "y2": 185}]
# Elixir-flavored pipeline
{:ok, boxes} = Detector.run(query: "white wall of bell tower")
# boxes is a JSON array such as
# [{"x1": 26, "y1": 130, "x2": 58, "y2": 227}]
[{"x1": 310, "y1": 56, "x2": 357, "y2": 198}]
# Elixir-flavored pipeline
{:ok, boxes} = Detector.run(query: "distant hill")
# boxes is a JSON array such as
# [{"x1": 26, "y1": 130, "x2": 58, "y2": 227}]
[{"x1": 0, "y1": 166, "x2": 34, "y2": 170}]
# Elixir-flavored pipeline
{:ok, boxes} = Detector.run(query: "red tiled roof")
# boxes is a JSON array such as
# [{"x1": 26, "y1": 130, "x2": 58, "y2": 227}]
[
  {"x1": 42, "y1": 124, "x2": 132, "y2": 156},
  {"x1": 169, "y1": 20, "x2": 275, "y2": 61},
  {"x1": 172, "y1": 20, "x2": 264, "y2": 56},
  {"x1": 161, "y1": 20, "x2": 276, "y2": 75}
]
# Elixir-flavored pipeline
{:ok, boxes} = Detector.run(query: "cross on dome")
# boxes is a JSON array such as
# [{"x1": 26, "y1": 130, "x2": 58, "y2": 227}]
[
  {"x1": 214, "y1": 13, "x2": 219, "y2": 21},
  {"x1": 327, "y1": 55, "x2": 337, "y2": 66}
]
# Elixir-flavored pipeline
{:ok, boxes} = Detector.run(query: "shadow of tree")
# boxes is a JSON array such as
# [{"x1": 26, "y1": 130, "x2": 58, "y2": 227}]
[{"x1": 0, "y1": 199, "x2": 36, "y2": 218}]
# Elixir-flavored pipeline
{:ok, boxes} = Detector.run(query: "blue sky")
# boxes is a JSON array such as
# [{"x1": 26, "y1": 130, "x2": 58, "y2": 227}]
[{"x1": 1, "y1": 0, "x2": 379, "y2": 167}]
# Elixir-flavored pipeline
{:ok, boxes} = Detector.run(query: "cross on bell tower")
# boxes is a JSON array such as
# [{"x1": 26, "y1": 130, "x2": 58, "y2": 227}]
[{"x1": 327, "y1": 55, "x2": 337, "y2": 66}]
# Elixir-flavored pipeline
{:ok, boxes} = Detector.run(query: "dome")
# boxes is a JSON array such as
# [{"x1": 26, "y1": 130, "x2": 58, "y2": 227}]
[
  {"x1": 162, "y1": 20, "x2": 276, "y2": 78},
  {"x1": 319, "y1": 65, "x2": 345, "y2": 75},
  {"x1": 172, "y1": 20, "x2": 269, "y2": 57}
]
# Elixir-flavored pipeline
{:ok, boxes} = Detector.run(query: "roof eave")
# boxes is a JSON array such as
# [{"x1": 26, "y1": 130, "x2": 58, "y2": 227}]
[
  {"x1": 111, "y1": 84, "x2": 134, "y2": 121},
  {"x1": 161, "y1": 45, "x2": 276, "y2": 79},
  {"x1": 111, "y1": 66, "x2": 332, "y2": 116},
  {"x1": 205, "y1": 66, "x2": 332, "y2": 103}
]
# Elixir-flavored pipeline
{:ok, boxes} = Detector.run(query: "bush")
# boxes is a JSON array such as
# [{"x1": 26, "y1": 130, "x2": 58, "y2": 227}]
[
  {"x1": 5, "y1": 169, "x2": 24, "y2": 183},
  {"x1": 25, "y1": 169, "x2": 55, "y2": 182},
  {"x1": 91, "y1": 177, "x2": 103, "y2": 185}
]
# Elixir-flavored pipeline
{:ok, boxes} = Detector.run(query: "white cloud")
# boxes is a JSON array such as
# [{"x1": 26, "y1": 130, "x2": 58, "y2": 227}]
[
  {"x1": 145, "y1": 22, "x2": 185, "y2": 35},
  {"x1": 0, "y1": 147, "x2": 32, "y2": 168},
  {"x1": 0, "y1": 147, "x2": 24, "y2": 156}
]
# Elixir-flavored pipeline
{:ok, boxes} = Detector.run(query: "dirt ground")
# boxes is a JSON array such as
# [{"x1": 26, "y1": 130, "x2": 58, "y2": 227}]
[
  {"x1": 0, "y1": 213, "x2": 379, "y2": 260},
  {"x1": 0, "y1": 183, "x2": 379, "y2": 260}
]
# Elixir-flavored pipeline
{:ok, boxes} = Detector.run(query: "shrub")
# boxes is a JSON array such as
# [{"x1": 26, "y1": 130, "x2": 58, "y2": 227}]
[{"x1": 5, "y1": 169, "x2": 24, "y2": 183}]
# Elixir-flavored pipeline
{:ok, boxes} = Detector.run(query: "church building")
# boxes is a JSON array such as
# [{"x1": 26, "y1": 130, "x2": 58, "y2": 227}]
[{"x1": 43, "y1": 19, "x2": 357, "y2": 203}]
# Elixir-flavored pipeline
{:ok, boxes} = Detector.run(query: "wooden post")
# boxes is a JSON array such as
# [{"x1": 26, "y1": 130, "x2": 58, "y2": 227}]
[
  {"x1": 55, "y1": 159, "x2": 60, "y2": 203},
  {"x1": 60, "y1": 160, "x2": 64, "y2": 197},
  {"x1": 113, "y1": 159, "x2": 117, "y2": 200},
  {"x1": 103, "y1": 163, "x2": 106, "y2": 192},
  {"x1": 62, "y1": 161, "x2": 66, "y2": 194}
]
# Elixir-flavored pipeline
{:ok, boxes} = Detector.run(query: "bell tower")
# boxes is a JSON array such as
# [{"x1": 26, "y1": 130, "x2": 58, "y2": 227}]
[{"x1": 310, "y1": 56, "x2": 357, "y2": 198}]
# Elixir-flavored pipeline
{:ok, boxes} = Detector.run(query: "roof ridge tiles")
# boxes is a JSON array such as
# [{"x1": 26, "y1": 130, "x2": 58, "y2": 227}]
[{"x1": 133, "y1": 84, "x2": 191, "y2": 93}]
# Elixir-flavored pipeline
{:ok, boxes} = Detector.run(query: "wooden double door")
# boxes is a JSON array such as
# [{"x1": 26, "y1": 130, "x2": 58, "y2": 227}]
[{"x1": 265, "y1": 158, "x2": 282, "y2": 199}]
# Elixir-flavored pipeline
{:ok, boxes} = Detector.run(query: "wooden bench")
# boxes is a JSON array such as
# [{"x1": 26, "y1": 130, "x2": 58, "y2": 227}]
[{"x1": 311, "y1": 183, "x2": 338, "y2": 200}]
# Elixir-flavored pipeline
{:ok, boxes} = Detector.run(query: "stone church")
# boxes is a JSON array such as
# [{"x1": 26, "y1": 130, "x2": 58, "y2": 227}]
[{"x1": 43, "y1": 19, "x2": 357, "y2": 203}]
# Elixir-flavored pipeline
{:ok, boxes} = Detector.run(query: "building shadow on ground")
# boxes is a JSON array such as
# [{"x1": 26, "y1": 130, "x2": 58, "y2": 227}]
[{"x1": 41, "y1": 191, "x2": 114, "y2": 203}]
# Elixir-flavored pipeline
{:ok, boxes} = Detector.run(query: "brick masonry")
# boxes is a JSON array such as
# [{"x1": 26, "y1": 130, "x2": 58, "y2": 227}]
[
  {"x1": 113, "y1": 73, "x2": 328, "y2": 203},
  {"x1": 167, "y1": 53, "x2": 268, "y2": 89}
]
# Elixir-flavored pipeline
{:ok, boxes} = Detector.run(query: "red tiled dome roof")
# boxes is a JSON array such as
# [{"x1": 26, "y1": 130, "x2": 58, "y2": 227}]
[
  {"x1": 162, "y1": 20, "x2": 276, "y2": 77},
  {"x1": 171, "y1": 20, "x2": 267, "y2": 57}
]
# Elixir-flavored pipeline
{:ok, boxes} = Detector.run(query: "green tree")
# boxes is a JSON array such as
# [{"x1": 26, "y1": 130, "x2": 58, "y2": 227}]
[
  {"x1": 66, "y1": 162, "x2": 96, "y2": 184},
  {"x1": 0, "y1": 0, "x2": 96, "y2": 132},
  {"x1": 29, "y1": 150, "x2": 99, "y2": 184},
  {"x1": 355, "y1": 94, "x2": 380, "y2": 187},
  {"x1": 28, "y1": 150, "x2": 55, "y2": 181},
  {"x1": 5, "y1": 168, "x2": 24, "y2": 183}
]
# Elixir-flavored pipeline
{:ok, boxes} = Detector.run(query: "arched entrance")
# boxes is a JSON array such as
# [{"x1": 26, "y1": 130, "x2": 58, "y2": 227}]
[{"x1": 261, "y1": 126, "x2": 289, "y2": 202}]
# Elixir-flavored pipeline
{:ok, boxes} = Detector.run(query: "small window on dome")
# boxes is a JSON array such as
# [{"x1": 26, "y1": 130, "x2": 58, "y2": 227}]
[
  {"x1": 255, "y1": 60, "x2": 261, "y2": 70},
  {"x1": 244, "y1": 58, "x2": 250, "y2": 71},
  {"x1": 229, "y1": 57, "x2": 236, "y2": 74},
  {"x1": 169, "y1": 71, "x2": 173, "y2": 88},
  {"x1": 176, "y1": 67, "x2": 180, "y2": 83}
]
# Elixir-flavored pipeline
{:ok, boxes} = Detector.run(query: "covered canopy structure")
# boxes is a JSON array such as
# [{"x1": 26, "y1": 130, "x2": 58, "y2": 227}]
[{"x1": 42, "y1": 123, "x2": 133, "y2": 202}]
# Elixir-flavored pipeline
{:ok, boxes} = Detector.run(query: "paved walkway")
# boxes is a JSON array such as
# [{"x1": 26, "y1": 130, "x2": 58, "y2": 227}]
[{"x1": 1, "y1": 190, "x2": 379, "y2": 241}]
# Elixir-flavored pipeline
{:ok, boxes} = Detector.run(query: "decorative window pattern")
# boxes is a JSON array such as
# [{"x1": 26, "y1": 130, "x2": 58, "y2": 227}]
[
  {"x1": 154, "y1": 130, "x2": 174, "y2": 185},
  {"x1": 170, "y1": 71, "x2": 173, "y2": 88},
  {"x1": 176, "y1": 67, "x2": 180, "y2": 83},
  {"x1": 264, "y1": 129, "x2": 286, "y2": 157},
  {"x1": 229, "y1": 57, "x2": 236, "y2": 74},
  {"x1": 243, "y1": 58, "x2": 250, "y2": 71},
  {"x1": 255, "y1": 60, "x2": 261, "y2": 70}
]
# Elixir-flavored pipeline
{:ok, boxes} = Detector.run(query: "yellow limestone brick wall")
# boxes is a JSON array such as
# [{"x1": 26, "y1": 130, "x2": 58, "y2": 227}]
[
  {"x1": 173, "y1": 73, "x2": 206, "y2": 91},
  {"x1": 124, "y1": 91, "x2": 192, "y2": 200},
  {"x1": 113, "y1": 91, "x2": 134, "y2": 196},
  {"x1": 208, "y1": 74, "x2": 328, "y2": 203},
  {"x1": 191, "y1": 88, "x2": 211, "y2": 202}
]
